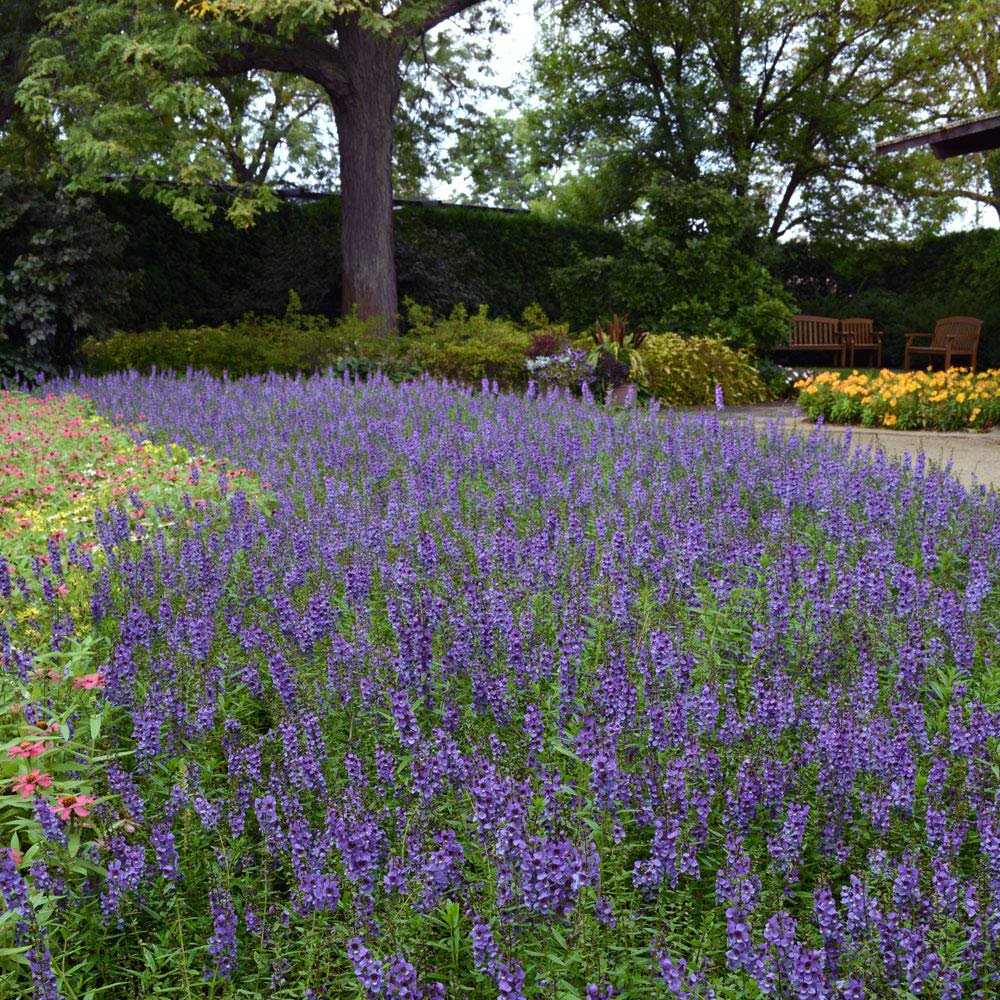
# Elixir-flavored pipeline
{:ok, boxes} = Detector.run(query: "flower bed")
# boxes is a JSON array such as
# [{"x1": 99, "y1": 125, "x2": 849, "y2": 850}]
[
  {"x1": 1, "y1": 389, "x2": 266, "y2": 577},
  {"x1": 795, "y1": 368, "x2": 1000, "y2": 430},
  {"x1": 1, "y1": 388, "x2": 269, "y2": 727},
  {"x1": 1, "y1": 373, "x2": 999, "y2": 997}
]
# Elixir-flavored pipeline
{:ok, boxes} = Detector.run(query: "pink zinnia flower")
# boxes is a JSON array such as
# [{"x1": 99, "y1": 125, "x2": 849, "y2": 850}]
[
  {"x1": 71, "y1": 673, "x2": 105, "y2": 691},
  {"x1": 6, "y1": 740, "x2": 50, "y2": 759},
  {"x1": 11, "y1": 770, "x2": 53, "y2": 798},
  {"x1": 51, "y1": 793, "x2": 96, "y2": 821}
]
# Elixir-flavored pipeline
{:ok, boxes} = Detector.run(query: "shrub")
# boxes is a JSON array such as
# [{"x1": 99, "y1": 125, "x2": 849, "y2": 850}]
[
  {"x1": 553, "y1": 180, "x2": 793, "y2": 350},
  {"x1": 0, "y1": 173, "x2": 128, "y2": 365},
  {"x1": 526, "y1": 327, "x2": 569, "y2": 360},
  {"x1": 641, "y1": 332, "x2": 770, "y2": 406},
  {"x1": 82, "y1": 298, "x2": 569, "y2": 390},
  {"x1": 81, "y1": 295, "x2": 398, "y2": 378},
  {"x1": 401, "y1": 301, "x2": 561, "y2": 389},
  {"x1": 754, "y1": 358, "x2": 816, "y2": 399},
  {"x1": 796, "y1": 368, "x2": 1000, "y2": 430}
]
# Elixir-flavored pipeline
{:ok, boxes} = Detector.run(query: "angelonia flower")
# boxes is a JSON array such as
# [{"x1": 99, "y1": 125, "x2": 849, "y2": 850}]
[
  {"x1": 3, "y1": 367, "x2": 994, "y2": 997},
  {"x1": 347, "y1": 937, "x2": 382, "y2": 995},
  {"x1": 207, "y1": 887, "x2": 238, "y2": 980},
  {"x1": 497, "y1": 960, "x2": 527, "y2": 1000},
  {"x1": 470, "y1": 912, "x2": 501, "y2": 979},
  {"x1": 100, "y1": 838, "x2": 147, "y2": 924},
  {"x1": 150, "y1": 821, "x2": 181, "y2": 882},
  {"x1": 33, "y1": 797, "x2": 68, "y2": 846}
]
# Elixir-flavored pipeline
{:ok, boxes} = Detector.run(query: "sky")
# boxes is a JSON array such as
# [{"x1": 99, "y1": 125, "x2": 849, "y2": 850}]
[
  {"x1": 485, "y1": 0, "x2": 539, "y2": 92},
  {"x1": 428, "y1": 0, "x2": 538, "y2": 201}
]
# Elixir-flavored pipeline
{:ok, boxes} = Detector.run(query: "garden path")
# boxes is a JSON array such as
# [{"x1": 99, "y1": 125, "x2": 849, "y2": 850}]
[{"x1": 682, "y1": 401, "x2": 1000, "y2": 490}]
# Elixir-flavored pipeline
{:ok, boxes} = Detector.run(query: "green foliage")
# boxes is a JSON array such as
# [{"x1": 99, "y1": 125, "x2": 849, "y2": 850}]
[
  {"x1": 81, "y1": 295, "x2": 393, "y2": 378},
  {"x1": 463, "y1": 0, "x2": 957, "y2": 239},
  {"x1": 554, "y1": 182, "x2": 792, "y2": 350},
  {"x1": 16, "y1": 0, "x2": 505, "y2": 226},
  {"x1": 81, "y1": 297, "x2": 564, "y2": 389},
  {"x1": 0, "y1": 343, "x2": 56, "y2": 383},
  {"x1": 0, "y1": 173, "x2": 128, "y2": 363},
  {"x1": 641, "y1": 332, "x2": 770, "y2": 406},
  {"x1": 95, "y1": 191, "x2": 621, "y2": 332},
  {"x1": 395, "y1": 203, "x2": 623, "y2": 321},
  {"x1": 778, "y1": 229, "x2": 1000, "y2": 368},
  {"x1": 402, "y1": 301, "x2": 553, "y2": 388}
]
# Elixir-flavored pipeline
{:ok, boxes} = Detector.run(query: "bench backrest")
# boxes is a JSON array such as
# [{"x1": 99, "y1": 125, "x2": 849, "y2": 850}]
[
  {"x1": 790, "y1": 315, "x2": 840, "y2": 347},
  {"x1": 841, "y1": 318, "x2": 875, "y2": 345},
  {"x1": 932, "y1": 316, "x2": 983, "y2": 352}
]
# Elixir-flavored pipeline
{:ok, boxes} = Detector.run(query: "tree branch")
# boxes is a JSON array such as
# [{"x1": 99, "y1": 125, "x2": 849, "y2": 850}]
[
  {"x1": 398, "y1": 0, "x2": 486, "y2": 38},
  {"x1": 203, "y1": 34, "x2": 350, "y2": 101}
]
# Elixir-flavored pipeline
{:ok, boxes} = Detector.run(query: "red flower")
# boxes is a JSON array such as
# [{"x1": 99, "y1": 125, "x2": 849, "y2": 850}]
[
  {"x1": 6, "y1": 740, "x2": 50, "y2": 760},
  {"x1": 11, "y1": 770, "x2": 53, "y2": 798},
  {"x1": 51, "y1": 793, "x2": 96, "y2": 821},
  {"x1": 71, "y1": 673, "x2": 105, "y2": 691}
]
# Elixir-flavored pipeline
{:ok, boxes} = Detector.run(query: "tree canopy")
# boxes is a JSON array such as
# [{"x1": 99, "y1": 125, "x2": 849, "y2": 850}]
[
  {"x1": 462, "y1": 0, "x2": 997, "y2": 238},
  {"x1": 17, "y1": 0, "x2": 504, "y2": 322}
]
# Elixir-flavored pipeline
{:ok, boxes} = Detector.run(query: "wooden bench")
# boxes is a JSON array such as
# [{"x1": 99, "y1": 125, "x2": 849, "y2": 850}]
[
  {"x1": 774, "y1": 315, "x2": 845, "y2": 366},
  {"x1": 904, "y1": 316, "x2": 983, "y2": 371},
  {"x1": 841, "y1": 318, "x2": 883, "y2": 368}
]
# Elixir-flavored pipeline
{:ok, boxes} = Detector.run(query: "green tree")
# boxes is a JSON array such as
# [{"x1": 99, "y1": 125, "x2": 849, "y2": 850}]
[
  {"x1": 20, "y1": 0, "x2": 501, "y2": 325},
  {"x1": 189, "y1": 74, "x2": 339, "y2": 187},
  {"x1": 468, "y1": 0, "x2": 953, "y2": 240},
  {"x1": 552, "y1": 177, "x2": 793, "y2": 347},
  {"x1": 0, "y1": 0, "x2": 56, "y2": 174}
]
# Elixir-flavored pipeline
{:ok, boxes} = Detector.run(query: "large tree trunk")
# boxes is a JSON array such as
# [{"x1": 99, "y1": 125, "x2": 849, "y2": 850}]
[{"x1": 331, "y1": 28, "x2": 402, "y2": 330}]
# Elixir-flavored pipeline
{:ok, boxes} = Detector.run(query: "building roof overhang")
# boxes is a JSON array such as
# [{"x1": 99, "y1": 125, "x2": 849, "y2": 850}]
[{"x1": 876, "y1": 112, "x2": 1000, "y2": 159}]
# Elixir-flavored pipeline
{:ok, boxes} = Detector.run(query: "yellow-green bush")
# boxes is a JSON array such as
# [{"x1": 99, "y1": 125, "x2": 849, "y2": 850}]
[
  {"x1": 401, "y1": 301, "x2": 563, "y2": 388},
  {"x1": 80, "y1": 298, "x2": 567, "y2": 389},
  {"x1": 641, "y1": 332, "x2": 769, "y2": 406},
  {"x1": 81, "y1": 295, "x2": 399, "y2": 378}
]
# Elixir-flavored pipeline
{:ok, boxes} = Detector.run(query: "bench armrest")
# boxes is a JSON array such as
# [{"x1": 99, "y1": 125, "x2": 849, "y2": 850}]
[{"x1": 904, "y1": 333, "x2": 930, "y2": 345}]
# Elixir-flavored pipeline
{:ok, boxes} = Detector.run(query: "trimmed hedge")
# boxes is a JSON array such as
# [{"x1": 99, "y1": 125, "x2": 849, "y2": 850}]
[
  {"x1": 99, "y1": 192, "x2": 623, "y2": 331},
  {"x1": 778, "y1": 230, "x2": 1000, "y2": 368}
]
